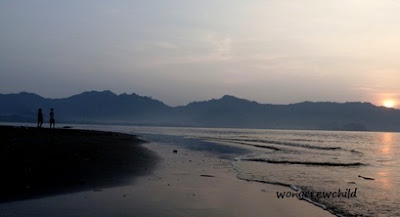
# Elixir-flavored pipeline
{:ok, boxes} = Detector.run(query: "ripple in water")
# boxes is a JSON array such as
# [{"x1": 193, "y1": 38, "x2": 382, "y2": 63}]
[{"x1": 73, "y1": 125, "x2": 400, "y2": 217}]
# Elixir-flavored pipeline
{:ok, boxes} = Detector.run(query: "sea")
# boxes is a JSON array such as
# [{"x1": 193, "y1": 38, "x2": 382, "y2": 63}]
[{"x1": 4, "y1": 123, "x2": 400, "y2": 216}]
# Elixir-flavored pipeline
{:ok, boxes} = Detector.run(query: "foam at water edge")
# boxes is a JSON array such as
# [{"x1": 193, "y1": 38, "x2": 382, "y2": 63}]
[{"x1": 231, "y1": 156, "x2": 347, "y2": 217}]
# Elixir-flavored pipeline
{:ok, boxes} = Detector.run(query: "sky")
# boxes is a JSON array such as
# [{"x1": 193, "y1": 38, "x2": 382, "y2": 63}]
[{"x1": 1, "y1": 0, "x2": 400, "y2": 107}]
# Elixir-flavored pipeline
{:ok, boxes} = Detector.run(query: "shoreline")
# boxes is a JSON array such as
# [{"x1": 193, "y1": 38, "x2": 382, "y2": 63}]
[
  {"x1": 0, "y1": 125, "x2": 335, "y2": 217},
  {"x1": 0, "y1": 125, "x2": 159, "y2": 203},
  {"x1": 137, "y1": 141, "x2": 335, "y2": 217}
]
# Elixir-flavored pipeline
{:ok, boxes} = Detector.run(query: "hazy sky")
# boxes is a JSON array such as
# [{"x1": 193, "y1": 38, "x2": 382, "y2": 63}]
[{"x1": 1, "y1": 0, "x2": 400, "y2": 107}]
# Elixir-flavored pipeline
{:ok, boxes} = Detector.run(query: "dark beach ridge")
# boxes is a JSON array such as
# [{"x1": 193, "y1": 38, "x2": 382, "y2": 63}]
[{"x1": 0, "y1": 125, "x2": 159, "y2": 203}]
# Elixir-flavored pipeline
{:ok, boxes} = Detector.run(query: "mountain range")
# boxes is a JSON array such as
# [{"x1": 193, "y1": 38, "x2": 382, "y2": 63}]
[{"x1": 1, "y1": 90, "x2": 400, "y2": 132}]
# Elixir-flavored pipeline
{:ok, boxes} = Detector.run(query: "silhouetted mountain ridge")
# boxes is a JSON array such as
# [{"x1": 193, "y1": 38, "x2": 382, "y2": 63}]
[{"x1": 1, "y1": 90, "x2": 400, "y2": 132}]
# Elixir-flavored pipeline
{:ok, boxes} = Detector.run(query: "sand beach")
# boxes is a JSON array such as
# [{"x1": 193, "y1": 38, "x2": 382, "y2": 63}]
[{"x1": 0, "y1": 125, "x2": 334, "y2": 217}]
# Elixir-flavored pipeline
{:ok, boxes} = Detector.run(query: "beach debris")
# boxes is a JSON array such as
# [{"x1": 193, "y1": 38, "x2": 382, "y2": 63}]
[
  {"x1": 173, "y1": 149, "x2": 178, "y2": 153},
  {"x1": 358, "y1": 175, "x2": 375, "y2": 180},
  {"x1": 200, "y1": 174, "x2": 215, "y2": 178},
  {"x1": 348, "y1": 181, "x2": 356, "y2": 184}
]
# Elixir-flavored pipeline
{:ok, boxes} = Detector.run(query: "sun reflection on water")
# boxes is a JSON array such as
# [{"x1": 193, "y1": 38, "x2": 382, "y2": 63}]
[{"x1": 380, "y1": 133, "x2": 394, "y2": 155}]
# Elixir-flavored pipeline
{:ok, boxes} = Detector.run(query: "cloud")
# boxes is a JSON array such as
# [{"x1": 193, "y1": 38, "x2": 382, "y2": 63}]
[
  {"x1": 141, "y1": 33, "x2": 233, "y2": 66},
  {"x1": 157, "y1": 41, "x2": 179, "y2": 49},
  {"x1": 105, "y1": 8, "x2": 121, "y2": 15}
]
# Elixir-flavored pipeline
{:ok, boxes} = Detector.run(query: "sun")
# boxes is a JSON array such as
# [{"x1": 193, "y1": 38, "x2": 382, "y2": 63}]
[{"x1": 383, "y1": 100, "x2": 396, "y2": 108}]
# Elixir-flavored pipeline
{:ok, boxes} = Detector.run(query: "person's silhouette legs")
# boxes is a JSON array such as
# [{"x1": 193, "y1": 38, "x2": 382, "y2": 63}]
[{"x1": 37, "y1": 108, "x2": 43, "y2": 128}]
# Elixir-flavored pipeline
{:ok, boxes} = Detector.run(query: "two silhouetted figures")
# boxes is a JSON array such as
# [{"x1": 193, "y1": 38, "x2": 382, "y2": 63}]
[{"x1": 37, "y1": 108, "x2": 55, "y2": 128}]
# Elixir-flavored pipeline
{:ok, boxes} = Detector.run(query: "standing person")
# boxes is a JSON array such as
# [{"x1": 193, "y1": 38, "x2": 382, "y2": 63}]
[
  {"x1": 49, "y1": 108, "x2": 55, "y2": 129},
  {"x1": 37, "y1": 108, "x2": 43, "y2": 128}
]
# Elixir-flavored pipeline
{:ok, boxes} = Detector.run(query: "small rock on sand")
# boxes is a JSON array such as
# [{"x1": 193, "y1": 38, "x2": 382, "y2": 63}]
[
  {"x1": 200, "y1": 174, "x2": 215, "y2": 178},
  {"x1": 358, "y1": 175, "x2": 374, "y2": 180}
]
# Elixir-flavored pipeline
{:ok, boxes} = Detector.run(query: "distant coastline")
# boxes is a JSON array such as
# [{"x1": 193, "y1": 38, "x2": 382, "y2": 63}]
[{"x1": 1, "y1": 90, "x2": 400, "y2": 132}]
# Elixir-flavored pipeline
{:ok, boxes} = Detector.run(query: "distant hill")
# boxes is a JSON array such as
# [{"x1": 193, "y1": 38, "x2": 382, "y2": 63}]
[
  {"x1": 1, "y1": 90, "x2": 400, "y2": 132},
  {"x1": 0, "y1": 90, "x2": 171, "y2": 125}
]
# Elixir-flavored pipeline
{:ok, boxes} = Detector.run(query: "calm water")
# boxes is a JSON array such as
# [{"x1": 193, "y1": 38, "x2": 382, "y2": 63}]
[
  {"x1": 118, "y1": 126, "x2": 400, "y2": 217},
  {"x1": 4, "y1": 123, "x2": 400, "y2": 216}
]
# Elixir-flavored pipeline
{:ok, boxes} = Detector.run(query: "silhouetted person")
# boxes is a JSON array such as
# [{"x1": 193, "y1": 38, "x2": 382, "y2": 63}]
[
  {"x1": 49, "y1": 108, "x2": 55, "y2": 129},
  {"x1": 37, "y1": 108, "x2": 43, "y2": 128}
]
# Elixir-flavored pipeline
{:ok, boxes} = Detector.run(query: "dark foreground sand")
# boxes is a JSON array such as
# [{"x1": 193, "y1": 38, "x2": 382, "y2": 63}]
[
  {"x1": 0, "y1": 125, "x2": 334, "y2": 217},
  {"x1": 0, "y1": 125, "x2": 158, "y2": 203}
]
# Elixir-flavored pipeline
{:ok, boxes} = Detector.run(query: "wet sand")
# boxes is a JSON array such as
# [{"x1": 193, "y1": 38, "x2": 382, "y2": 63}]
[
  {"x1": 0, "y1": 125, "x2": 334, "y2": 216},
  {"x1": 0, "y1": 125, "x2": 158, "y2": 203},
  {"x1": 125, "y1": 142, "x2": 335, "y2": 217},
  {"x1": 0, "y1": 131, "x2": 334, "y2": 217}
]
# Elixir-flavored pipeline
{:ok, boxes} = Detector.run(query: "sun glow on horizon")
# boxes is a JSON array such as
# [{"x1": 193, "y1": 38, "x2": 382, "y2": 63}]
[{"x1": 383, "y1": 100, "x2": 396, "y2": 108}]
